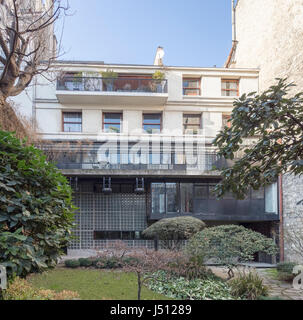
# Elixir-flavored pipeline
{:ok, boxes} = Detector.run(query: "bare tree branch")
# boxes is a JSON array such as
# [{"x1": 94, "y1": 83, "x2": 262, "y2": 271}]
[{"x1": 0, "y1": 0, "x2": 70, "y2": 101}]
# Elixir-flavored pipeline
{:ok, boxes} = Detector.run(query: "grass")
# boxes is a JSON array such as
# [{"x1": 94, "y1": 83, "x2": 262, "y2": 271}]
[
  {"x1": 27, "y1": 268, "x2": 171, "y2": 300},
  {"x1": 264, "y1": 268, "x2": 279, "y2": 280}
]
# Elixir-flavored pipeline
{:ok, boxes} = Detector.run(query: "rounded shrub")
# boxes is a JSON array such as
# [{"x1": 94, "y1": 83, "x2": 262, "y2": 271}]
[
  {"x1": 142, "y1": 216, "x2": 206, "y2": 241},
  {"x1": 78, "y1": 258, "x2": 92, "y2": 267},
  {"x1": 186, "y1": 225, "x2": 277, "y2": 269},
  {"x1": 64, "y1": 260, "x2": 80, "y2": 268}
]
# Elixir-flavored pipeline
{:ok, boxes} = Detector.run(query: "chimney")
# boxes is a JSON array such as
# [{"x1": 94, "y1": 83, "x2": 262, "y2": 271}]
[{"x1": 154, "y1": 46, "x2": 165, "y2": 66}]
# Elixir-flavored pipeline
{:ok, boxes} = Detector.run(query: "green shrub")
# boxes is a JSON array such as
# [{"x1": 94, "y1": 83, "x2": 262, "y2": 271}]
[
  {"x1": 78, "y1": 258, "x2": 92, "y2": 267},
  {"x1": 277, "y1": 262, "x2": 297, "y2": 273},
  {"x1": 186, "y1": 225, "x2": 277, "y2": 278},
  {"x1": 3, "y1": 277, "x2": 79, "y2": 300},
  {"x1": 94, "y1": 257, "x2": 122, "y2": 269},
  {"x1": 229, "y1": 271, "x2": 268, "y2": 300},
  {"x1": 0, "y1": 130, "x2": 75, "y2": 278},
  {"x1": 142, "y1": 216, "x2": 206, "y2": 242},
  {"x1": 276, "y1": 262, "x2": 298, "y2": 282},
  {"x1": 64, "y1": 260, "x2": 80, "y2": 268}
]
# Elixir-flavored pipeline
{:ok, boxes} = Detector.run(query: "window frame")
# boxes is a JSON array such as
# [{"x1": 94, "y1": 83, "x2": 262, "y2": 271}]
[
  {"x1": 183, "y1": 113, "x2": 202, "y2": 134},
  {"x1": 62, "y1": 111, "x2": 82, "y2": 132},
  {"x1": 142, "y1": 113, "x2": 162, "y2": 134},
  {"x1": 221, "y1": 79, "x2": 239, "y2": 96},
  {"x1": 102, "y1": 112, "x2": 123, "y2": 133},
  {"x1": 222, "y1": 114, "x2": 232, "y2": 128},
  {"x1": 183, "y1": 77, "x2": 201, "y2": 96}
]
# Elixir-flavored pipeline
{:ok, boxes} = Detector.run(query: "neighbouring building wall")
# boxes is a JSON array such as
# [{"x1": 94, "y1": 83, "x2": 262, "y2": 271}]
[
  {"x1": 231, "y1": 0, "x2": 303, "y2": 92},
  {"x1": 231, "y1": 0, "x2": 303, "y2": 262}
]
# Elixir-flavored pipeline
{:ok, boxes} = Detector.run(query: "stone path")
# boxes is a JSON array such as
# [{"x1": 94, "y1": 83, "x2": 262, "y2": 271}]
[
  {"x1": 256, "y1": 269, "x2": 303, "y2": 300},
  {"x1": 209, "y1": 266, "x2": 303, "y2": 300}
]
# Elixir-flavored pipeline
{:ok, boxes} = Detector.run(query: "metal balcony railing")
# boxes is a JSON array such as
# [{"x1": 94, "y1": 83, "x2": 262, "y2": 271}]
[
  {"x1": 39, "y1": 142, "x2": 232, "y2": 172},
  {"x1": 56, "y1": 77, "x2": 168, "y2": 94}
]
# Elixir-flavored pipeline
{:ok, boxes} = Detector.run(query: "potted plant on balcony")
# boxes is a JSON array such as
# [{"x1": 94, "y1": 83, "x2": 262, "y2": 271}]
[
  {"x1": 101, "y1": 69, "x2": 118, "y2": 92},
  {"x1": 72, "y1": 72, "x2": 83, "y2": 91},
  {"x1": 151, "y1": 71, "x2": 165, "y2": 93}
]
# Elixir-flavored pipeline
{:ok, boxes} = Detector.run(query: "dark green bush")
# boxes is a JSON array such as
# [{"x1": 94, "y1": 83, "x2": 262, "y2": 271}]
[
  {"x1": 78, "y1": 258, "x2": 92, "y2": 267},
  {"x1": 0, "y1": 131, "x2": 75, "y2": 278},
  {"x1": 276, "y1": 262, "x2": 298, "y2": 282},
  {"x1": 186, "y1": 225, "x2": 277, "y2": 277},
  {"x1": 277, "y1": 262, "x2": 297, "y2": 273},
  {"x1": 94, "y1": 257, "x2": 122, "y2": 269},
  {"x1": 142, "y1": 216, "x2": 206, "y2": 241},
  {"x1": 64, "y1": 260, "x2": 80, "y2": 268},
  {"x1": 229, "y1": 271, "x2": 269, "y2": 300}
]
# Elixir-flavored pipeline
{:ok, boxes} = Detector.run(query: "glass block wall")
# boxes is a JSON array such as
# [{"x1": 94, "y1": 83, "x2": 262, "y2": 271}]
[{"x1": 69, "y1": 181, "x2": 147, "y2": 249}]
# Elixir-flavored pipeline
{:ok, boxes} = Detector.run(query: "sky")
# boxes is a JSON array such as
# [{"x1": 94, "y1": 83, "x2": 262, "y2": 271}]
[{"x1": 56, "y1": 0, "x2": 234, "y2": 67}]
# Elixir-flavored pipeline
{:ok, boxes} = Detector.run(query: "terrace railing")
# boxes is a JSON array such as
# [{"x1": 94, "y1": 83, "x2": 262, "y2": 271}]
[{"x1": 57, "y1": 77, "x2": 168, "y2": 94}]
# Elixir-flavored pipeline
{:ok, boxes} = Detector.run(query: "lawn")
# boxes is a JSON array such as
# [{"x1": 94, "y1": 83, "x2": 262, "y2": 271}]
[{"x1": 27, "y1": 268, "x2": 171, "y2": 300}]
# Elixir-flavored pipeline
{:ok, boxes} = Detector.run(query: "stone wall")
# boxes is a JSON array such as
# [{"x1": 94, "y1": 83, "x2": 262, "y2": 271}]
[
  {"x1": 282, "y1": 174, "x2": 303, "y2": 263},
  {"x1": 231, "y1": 0, "x2": 303, "y2": 262},
  {"x1": 232, "y1": 0, "x2": 303, "y2": 93}
]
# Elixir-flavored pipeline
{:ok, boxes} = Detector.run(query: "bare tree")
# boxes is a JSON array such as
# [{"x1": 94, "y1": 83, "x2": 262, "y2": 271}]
[
  {"x1": 0, "y1": 0, "x2": 69, "y2": 135},
  {"x1": 284, "y1": 227, "x2": 303, "y2": 263}
]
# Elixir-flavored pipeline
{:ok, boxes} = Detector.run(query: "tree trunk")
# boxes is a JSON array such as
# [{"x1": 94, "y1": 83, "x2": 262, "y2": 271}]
[{"x1": 137, "y1": 272, "x2": 142, "y2": 300}]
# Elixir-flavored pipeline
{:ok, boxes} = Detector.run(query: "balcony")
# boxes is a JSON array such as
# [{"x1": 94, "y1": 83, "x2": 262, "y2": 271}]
[
  {"x1": 56, "y1": 77, "x2": 168, "y2": 105},
  {"x1": 41, "y1": 141, "x2": 230, "y2": 177}
]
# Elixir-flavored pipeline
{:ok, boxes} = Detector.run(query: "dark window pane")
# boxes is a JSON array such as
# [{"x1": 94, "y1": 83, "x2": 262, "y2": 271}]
[
  {"x1": 208, "y1": 185, "x2": 218, "y2": 200},
  {"x1": 151, "y1": 183, "x2": 165, "y2": 214},
  {"x1": 251, "y1": 188, "x2": 264, "y2": 199},
  {"x1": 104, "y1": 113, "x2": 122, "y2": 124},
  {"x1": 121, "y1": 184, "x2": 134, "y2": 193},
  {"x1": 194, "y1": 185, "x2": 208, "y2": 199},
  {"x1": 166, "y1": 183, "x2": 178, "y2": 213},
  {"x1": 143, "y1": 114, "x2": 161, "y2": 124},
  {"x1": 180, "y1": 183, "x2": 193, "y2": 213},
  {"x1": 222, "y1": 190, "x2": 234, "y2": 200},
  {"x1": 63, "y1": 112, "x2": 82, "y2": 123}
]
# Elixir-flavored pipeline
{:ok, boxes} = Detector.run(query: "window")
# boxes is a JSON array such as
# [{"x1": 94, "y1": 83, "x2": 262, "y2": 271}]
[
  {"x1": 222, "y1": 114, "x2": 231, "y2": 128},
  {"x1": 180, "y1": 183, "x2": 193, "y2": 213},
  {"x1": 143, "y1": 114, "x2": 161, "y2": 134},
  {"x1": 183, "y1": 78, "x2": 200, "y2": 96},
  {"x1": 103, "y1": 113, "x2": 122, "y2": 133},
  {"x1": 183, "y1": 114, "x2": 201, "y2": 134},
  {"x1": 194, "y1": 184, "x2": 208, "y2": 199},
  {"x1": 265, "y1": 183, "x2": 278, "y2": 213},
  {"x1": 63, "y1": 112, "x2": 82, "y2": 132},
  {"x1": 221, "y1": 79, "x2": 239, "y2": 96},
  {"x1": 166, "y1": 183, "x2": 178, "y2": 213},
  {"x1": 94, "y1": 231, "x2": 141, "y2": 240},
  {"x1": 151, "y1": 183, "x2": 166, "y2": 214}
]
